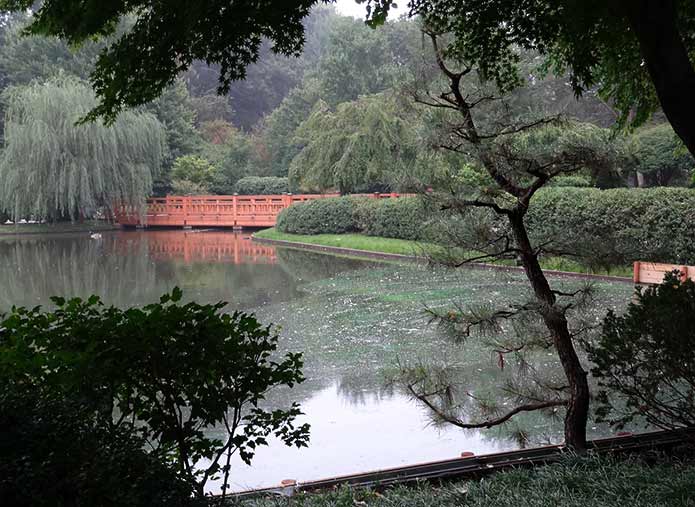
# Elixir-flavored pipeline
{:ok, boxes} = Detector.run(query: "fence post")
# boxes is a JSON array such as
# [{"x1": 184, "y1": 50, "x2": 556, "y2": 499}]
[
  {"x1": 633, "y1": 261, "x2": 641, "y2": 284},
  {"x1": 233, "y1": 193, "x2": 238, "y2": 228}
]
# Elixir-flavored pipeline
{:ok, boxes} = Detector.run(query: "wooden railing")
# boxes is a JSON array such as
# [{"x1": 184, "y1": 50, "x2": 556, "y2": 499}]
[
  {"x1": 115, "y1": 193, "x2": 410, "y2": 229},
  {"x1": 633, "y1": 261, "x2": 695, "y2": 284}
]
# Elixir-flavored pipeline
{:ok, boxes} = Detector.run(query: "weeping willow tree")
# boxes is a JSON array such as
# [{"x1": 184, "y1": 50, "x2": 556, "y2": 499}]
[
  {"x1": 289, "y1": 93, "x2": 420, "y2": 194},
  {"x1": 0, "y1": 76, "x2": 166, "y2": 221}
]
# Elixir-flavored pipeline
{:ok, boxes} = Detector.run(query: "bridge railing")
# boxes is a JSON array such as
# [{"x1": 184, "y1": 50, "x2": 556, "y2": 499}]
[
  {"x1": 633, "y1": 261, "x2": 695, "y2": 284},
  {"x1": 115, "y1": 192, "x2": 410, "y2": 228}
]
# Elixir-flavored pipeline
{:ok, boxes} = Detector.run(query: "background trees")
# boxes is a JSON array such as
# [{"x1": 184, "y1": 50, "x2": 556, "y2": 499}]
[
  {"x1": 289, "y1": 94, "x2": 419, "y2": 193},
  {"x1": 0, "y1": 77, "x2": 165, "y2": 220}
]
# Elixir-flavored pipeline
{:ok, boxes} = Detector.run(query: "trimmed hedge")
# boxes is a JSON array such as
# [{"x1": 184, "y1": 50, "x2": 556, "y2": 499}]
[
  {"x1": 235, "y1": 176, "x2": 290, "y2": 195},
  {"x1": 526, "y1": 187, "x2": 695, "y2": 265},
  {"x1": 277, "y1": 189, "x2": 695, "y2": 265},
  {"x1": 276, "y1": 197, "x2": 431, "y2": 240}
]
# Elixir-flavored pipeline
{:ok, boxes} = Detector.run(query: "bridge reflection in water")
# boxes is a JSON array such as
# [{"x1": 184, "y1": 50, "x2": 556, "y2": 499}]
[{"x1": 123, "y1": 230, "x2": 277, "y2": 264}]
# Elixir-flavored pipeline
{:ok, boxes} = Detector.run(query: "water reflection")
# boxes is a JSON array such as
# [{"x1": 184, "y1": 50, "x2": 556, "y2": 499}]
[
  {"x1": 0, "y1": 230, "x2": 368, "y2": 311},
  {"x1": 206, "y1": 383, "x2": 512, "y2": 493}
]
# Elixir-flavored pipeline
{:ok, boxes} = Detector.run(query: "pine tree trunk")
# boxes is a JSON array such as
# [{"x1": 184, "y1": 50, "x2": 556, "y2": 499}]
[{"x1": 509, "y1": 213, "x2": 589, "y2": 450}]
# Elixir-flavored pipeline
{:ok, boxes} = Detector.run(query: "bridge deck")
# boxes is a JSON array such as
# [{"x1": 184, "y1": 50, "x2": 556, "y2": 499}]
[{"x1": 115, "y1": 193, "x2": 408, "y2": 229}]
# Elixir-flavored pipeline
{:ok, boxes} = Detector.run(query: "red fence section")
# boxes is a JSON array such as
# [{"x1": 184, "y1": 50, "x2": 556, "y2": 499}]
[
  {"x1": 633, "y1": 261, "x2": 695, "y2": 284},
  {"x1": 115, "y1": 193, "x2": 409, "y2": 228}
]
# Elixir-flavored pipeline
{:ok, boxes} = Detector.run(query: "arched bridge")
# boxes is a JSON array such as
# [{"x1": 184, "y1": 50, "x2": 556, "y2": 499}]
[{"x1": 115, "y1": 193, "x2": 409, "y2": 229}]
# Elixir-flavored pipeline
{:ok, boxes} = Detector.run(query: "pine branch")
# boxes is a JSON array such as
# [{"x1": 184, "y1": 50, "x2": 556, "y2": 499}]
[{"x1": 406, "y1": 381, "x2": 566, "y2": 429}]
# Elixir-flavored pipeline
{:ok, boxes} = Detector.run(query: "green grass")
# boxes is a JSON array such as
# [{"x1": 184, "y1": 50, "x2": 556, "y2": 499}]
[
  {"x1": 242, "y1": 453, "x2": 695, "y2": 507},
  {"x1": 254, "y1": 228, "x2": 440, "y2": 257},
  {"x1": 254, "y1": 228, "x2": 632, "y2": 278},
  {"x1": 0, "y1": 220, "x2": 119, "y2": 236}
]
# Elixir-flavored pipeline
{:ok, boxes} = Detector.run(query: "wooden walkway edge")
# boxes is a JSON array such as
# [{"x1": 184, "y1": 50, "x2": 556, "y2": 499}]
[{"x1": 230, "y1": 428, "x2": 695, "y2": 499}]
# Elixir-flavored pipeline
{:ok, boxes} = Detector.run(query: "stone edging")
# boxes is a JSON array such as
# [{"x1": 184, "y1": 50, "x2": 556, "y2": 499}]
[{"x1": 252, "y1": 235, "x2": 633, "y2": 284}]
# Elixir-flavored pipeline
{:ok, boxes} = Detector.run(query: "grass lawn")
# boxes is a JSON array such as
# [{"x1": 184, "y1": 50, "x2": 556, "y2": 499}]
[
  {"x1": 0, "y1": 220, "x2": 119, "y2": 236},
  {"x1": 254, "y1": 228, "x2": 633, "y2": 277},
  {"x1": 243, "y1": 453, "x2": 695, "y2": 507}
]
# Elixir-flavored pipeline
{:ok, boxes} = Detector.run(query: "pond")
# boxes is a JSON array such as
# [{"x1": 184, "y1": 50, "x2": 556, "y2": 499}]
[{"x1": 0, "y1": 229, "x2": 636, "y2": 492}]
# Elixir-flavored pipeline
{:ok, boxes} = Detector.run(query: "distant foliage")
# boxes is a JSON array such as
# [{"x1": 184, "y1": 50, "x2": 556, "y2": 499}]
[
  {"x1": 0, "y1": 288, "x2": 310, "y2": 498},
  {"x1": 589, "y1": 272, "x2": 695, "y2": 430},
  {"x1": 0, "y1": 76, "x2": 165, "y2": 220},
  {"x1": 235, "y1": 176, "x2": 290, "y2": 195},
  {"x1": 171, "y1": 155, "x2": 216, "y2": 191},
  {"x1": 631, "y1": 124, "x2": 694, "y2": 186},
  {"x1": 289, "y1": 94, "x2": 418, "y2": 194},
  {"x1": 548, "y1": 176, "x2": 593, "y2": 187}
]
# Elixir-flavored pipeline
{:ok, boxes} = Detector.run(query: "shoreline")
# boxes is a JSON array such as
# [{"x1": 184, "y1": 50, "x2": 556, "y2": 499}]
[
  {"x1": 253, "y1": 234, "x2": 634, "y2": 284},
  {"x1": 0, "y1": 221, "x2": 122, "y2": 237}
]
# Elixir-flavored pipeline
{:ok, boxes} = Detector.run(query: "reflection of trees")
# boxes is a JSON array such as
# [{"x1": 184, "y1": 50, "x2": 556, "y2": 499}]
[
  {"x1": 336, "y1": 370, "x2": 395, "y2": 407},
  {"x1": 0, "y1": 234, "x2": 158, "y2": 310},
  {"x1": 0, "y1": 232, "x2": 307, "y2": 311}
]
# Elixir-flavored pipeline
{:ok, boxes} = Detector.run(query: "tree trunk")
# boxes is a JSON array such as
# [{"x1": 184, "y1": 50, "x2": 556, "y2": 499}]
[
  {"x1": 509, "y1": 213, "x2": 589, "y2": 450},
  {"x1": 625, "y1": 0, "x2": 695, "y2": 158}
]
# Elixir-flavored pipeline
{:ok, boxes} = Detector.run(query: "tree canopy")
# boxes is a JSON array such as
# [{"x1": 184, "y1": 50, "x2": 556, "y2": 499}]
[
  {"x1": 5, "y1": 0, "x2": 695, "y2": 160},
  {"x1": 0, "y1": 77, "x2": 165, "y2": 220},
  {"x1": 289, "y1": 93, "x2": 418, "y2": 193}
]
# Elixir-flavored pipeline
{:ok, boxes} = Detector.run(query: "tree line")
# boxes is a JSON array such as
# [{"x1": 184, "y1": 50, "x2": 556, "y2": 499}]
[{"x1": 1, "y1": 6, "x2": 692, "y2": 221}]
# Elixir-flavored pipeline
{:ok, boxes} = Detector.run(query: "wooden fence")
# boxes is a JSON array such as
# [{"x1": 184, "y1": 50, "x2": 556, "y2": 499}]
[{"x1": 633, "y1": 261, "x2": 695, "y2": 284}]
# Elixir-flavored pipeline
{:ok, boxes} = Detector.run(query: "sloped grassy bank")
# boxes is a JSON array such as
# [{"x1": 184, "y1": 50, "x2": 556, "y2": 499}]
[
  {"x1": 254, "y1": 228, "x2": 633, "y2": 277},
  {"x1": 242, "y1": 452, "x2": 695, "y2": 507}
]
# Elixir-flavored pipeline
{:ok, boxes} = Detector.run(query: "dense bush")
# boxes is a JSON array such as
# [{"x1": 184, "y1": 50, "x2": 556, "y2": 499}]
[
  {"x1": 526, "y1": 187, "x2": 695, "y2": 265},
  {"x1": 276, "y1": 197, "x2": 358, "y2": 234},
  {"x1": 235, "y1": 176, "x2": 290, "y2": 195},
  {"x1": 361, "y1": 198, "x2": 429, "y2": 240},
  {"x1": 277, "y1": 188, "x2": 695, "y2": 265},
  {"x1": 0, "y1": 385, "x2": 196, "y2": 507},
  {"x1": 589, "y1": 272, "x2": 695, "y2": 430},
  {"x1": 0, "y1": 288, "x2": 309, "y2": 499}
]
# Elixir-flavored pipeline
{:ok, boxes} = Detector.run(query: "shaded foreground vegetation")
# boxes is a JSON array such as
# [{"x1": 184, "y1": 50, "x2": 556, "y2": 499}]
[{"x1": 243, "y1": 453, "x2": 695, "y2": 507}]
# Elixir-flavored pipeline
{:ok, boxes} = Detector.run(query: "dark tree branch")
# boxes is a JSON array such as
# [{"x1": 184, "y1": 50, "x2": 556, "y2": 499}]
[{"x1": 406, "y1": 382, "x2": 566, "y2": 429}]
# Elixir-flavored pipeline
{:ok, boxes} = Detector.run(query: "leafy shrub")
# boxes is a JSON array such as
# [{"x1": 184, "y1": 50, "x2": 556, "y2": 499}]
[
  {"x1": 0, "y1": 385, "x2": 196, "y2": 507},
  {"x1": 526, "y1": 187, "x2": 695, "y2": 265},
  {"x1": 362, "y1": 198, "x2": 429, "y2": 240},
  {"x1": 0, "y1": 288, "x2": 310, "y2": 498},
  {"x1": 235, "y1": 176, "x2": 290, "y2": 195},
  {"x1": 548, "y1": 175, "x2": 592, "y2": 187},
  {"x1": 589, "y1": 272, "x2": 695, "y2": 429},
  {"x1": 277, "y1": 197, "x2": 359, "y2": 234}
]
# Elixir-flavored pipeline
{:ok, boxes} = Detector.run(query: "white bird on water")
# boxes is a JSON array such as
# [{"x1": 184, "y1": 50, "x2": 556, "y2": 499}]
[{"x1": 90, "y1": 232, "x2": 102, "y2": 240}]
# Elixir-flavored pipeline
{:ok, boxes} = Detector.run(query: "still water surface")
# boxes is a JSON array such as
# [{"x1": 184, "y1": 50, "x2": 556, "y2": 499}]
[{"x1": 0, "y1": 229, "x2": 634, "y2": 492}]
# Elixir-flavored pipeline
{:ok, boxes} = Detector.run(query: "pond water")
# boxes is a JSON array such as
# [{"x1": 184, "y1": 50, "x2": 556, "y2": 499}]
[{"x1": 0, "y1": 229, "x2": 636, "y2": 492}]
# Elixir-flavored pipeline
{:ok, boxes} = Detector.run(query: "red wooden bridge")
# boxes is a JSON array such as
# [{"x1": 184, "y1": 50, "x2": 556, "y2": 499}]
[{"x1": 115, "y1": 193, "x2": 408, "y2": 229}]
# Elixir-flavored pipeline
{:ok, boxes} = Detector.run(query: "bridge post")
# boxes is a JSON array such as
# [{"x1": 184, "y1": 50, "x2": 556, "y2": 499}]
[{"x1": 233, "y1": 193, "x2": 238, "y2": 228}]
